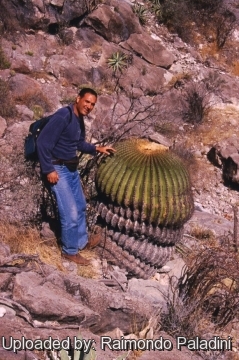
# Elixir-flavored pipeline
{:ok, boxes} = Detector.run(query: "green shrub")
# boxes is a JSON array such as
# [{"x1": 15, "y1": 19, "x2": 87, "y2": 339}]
[
  {"x1": 133, "y1": 3, "x2": 148, "y2": 25},
  {"x1": 107, "y1": 52, "x2": 128, "y2": 73},
  {"x1": 0, "y1": 46, "x2": 10, "y2": 69}
]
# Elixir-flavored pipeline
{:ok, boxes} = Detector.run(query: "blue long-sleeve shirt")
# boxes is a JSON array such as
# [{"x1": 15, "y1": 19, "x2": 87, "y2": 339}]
[{"x1": 37, "y1": 105, "x2": 96, "y2": 174}]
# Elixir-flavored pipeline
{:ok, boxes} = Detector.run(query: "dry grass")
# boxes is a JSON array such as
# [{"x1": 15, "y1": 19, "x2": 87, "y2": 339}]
[
  {"x1": 0, "y1": 221, "x2": 99, "y2": 278},
  {"x1": 190, "y1": 225, "x2": 216, "y2": 241},
  {"x1": 15, "y1": 88, "x2": 53, "y2": 113},
  {"x1": 231, "y1": 60, "x2": 239, "y2": 77},
  {"x1": 0, "y1": 221, "x2": 65, "y2": 271}
]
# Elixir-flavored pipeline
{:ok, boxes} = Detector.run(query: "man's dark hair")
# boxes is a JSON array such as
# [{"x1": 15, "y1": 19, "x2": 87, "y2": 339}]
[{"x1": 78, "y1": 88, "x2": 97, "y2": 98}]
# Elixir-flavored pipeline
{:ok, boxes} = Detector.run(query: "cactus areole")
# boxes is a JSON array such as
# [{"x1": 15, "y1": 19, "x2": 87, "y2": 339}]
[{"x1": 96, "y1": 138, "x2": 194, "y2": 228}]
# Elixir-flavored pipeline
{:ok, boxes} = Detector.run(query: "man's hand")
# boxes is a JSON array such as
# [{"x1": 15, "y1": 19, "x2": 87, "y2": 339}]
[
  {"x1": 47, "y1": 171, "x2": 59, "y2": 184},
  {"x1": 96, "y1": 146, "x2": 116, "y2": 155}
]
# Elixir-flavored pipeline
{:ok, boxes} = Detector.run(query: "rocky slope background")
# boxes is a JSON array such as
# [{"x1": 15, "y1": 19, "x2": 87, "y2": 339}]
[{"x1": 1, "y1": 0, "x2": 239, "y2": 359}]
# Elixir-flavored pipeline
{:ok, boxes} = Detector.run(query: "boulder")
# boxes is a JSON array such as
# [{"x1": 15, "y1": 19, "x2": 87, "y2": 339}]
[
  {"x1": 207, "y1": 137, "x2": 239, "y2": 168},
  {"x1": 1, "y1": 0, "x2": 88, "y2": 31},
  {"x1": 120, "y1": 33, "x2": 175, "y2": 69},
  {"x1": 12, "y1": 271, "x2": 99, "y2": 327},
  {"x1": 15, "y1": 105, "x2": 34, "y2": 122},
  {"x1": 8, "y1": 74, "x2": 42, "y2": 101},
  {"x1": 185, "y1": 210, "x2": 233, "y2": 238},
  {"x1": 118, "y1": 55, "x2": 172, "y2": 95},
  {"x1": 45, "y1": 45, "x2": 93, "y2": 86},
  {"x1": 85, "y1": 1, "x2": 141, "y2": 44},
  {"x1": 6, "y1": 122, "x2": 33, "y2": 149},
  {"x1": 127, "y1": 278, "x2": 168, "y2": 311},
  {"x1": 64, "y1": 273, "x2": 154, "y2": 334},
  {"x1": 207, "y1": 137, "x2": 239, "y2": 183},
  {"x1": 224, "y1": 153, "x2": 239, "y2": 183}
]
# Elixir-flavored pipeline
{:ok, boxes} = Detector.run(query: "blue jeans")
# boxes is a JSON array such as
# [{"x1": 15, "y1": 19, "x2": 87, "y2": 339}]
[{"x1": 50, "y1": 165, "x2": 88, "y2": 255}]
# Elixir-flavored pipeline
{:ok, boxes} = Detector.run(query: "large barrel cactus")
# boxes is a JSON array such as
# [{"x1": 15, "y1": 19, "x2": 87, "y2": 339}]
[{"x1": 95, "y1": 138, "x2": 194, "y2": 279}]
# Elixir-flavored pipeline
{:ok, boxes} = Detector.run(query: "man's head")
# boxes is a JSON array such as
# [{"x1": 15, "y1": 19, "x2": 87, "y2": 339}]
[{"x1": 75, "y1": 88, "x2": 98, "y2": 117}]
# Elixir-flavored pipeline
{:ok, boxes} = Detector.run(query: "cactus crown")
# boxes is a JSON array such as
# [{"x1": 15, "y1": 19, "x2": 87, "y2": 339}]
[{"x1": 96, "y1": 138, "x2": 194, "y2": 227}]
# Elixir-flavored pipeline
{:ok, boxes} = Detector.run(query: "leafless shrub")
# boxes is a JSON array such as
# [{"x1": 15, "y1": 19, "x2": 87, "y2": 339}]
[
  {"x1": 160, "y1": 238, "x2": 239, "y2": 356},
  {"x1": 181, "y1": 82, "x2": 211, "y2": 125},
  {"x1": 180, "y1": 72, "x2": 226, "y2": 125},
  {"x1": 83, "y1": 0, "x2": 101, "y2": 13},
  {"x1": 190, "y1": 0, "x2": 223, "y2": 14},
  {"x1": 179, "y1": 239, "x2": 239, "y2": 329},
  {"x1": 160, "y1": 276, "x2": 201, "y2": 337},
  {"x1": 0, "y1": 151, "x2": 43, "y2": 224},
  {"x1": 91, "y1": 94, "x2": 161, "y2": 145},
  {"x1": 0, "y1": 79, "x2": 17, "y2": 119},
  {"x1": 215, "y1": 9, "x2": 236, "y2": 49}
]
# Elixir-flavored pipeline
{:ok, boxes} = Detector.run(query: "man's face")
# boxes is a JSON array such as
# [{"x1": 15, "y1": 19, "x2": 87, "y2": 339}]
[{"x1": 76, "y1": 93, "x2": 97, "y2": 116}]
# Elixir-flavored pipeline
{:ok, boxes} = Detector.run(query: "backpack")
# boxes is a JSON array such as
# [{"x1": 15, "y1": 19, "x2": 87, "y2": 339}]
[{"x1": 24, "y1": 106, "x2": 72, "y2": 161}]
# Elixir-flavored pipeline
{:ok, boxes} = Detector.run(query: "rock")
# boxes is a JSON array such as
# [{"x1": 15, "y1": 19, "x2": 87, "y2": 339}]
[
  {"x1": 224, "y1": 154, "x2": 239, "y2": 183},
  {"x1": 103, "y1": 327, "x2": 124, "y2": 338},
  {"x1": 220, "y1": 73, "x2": 239, "y2": 106},
  {"x1": 45, "y1": 46, "x2": 92, "y2": 86},
  {"x1": 118, "y1": 55, "x2": 171, "y2": 95},
  {"x1": 194, "y1": 202, "x2": 207, "y2": 212},
  {"x1": 0, "y1": 243, "x2": 11, "y2": 258},
  {"x1": 6, "y1": 122, "x2": 33, "y2": 149},
  {"x1": 0, "y1": 116, "x2": 7, "y2": 138},
  {"x1": 0, "y1": 307, "x2": 6, "y2": 317},
  {"x1": 165, "y1": 257, "x2": 186, "y2": 280},
  {"x1": 40, "y1": 222, "x2": 55, "y2": 239},
  {"x1": 127, "y1": 278, "x2": 168, "y2": 311},
  {"x1": 8, "y1": 74, "x2": 42, "y2": 100},
  {"x1": 120, "y1": 33, "x2": 175, "y2": 68},
  {"x1": 137, "y1": 331, "x2": 203, "y2": 360},
  {"x1": 15, "y1": 105, "x2": 34, "y2": 122},
  {"x1": 185, "y1": 210, "x2": 233, "y2": 238},
  {"x1": 1, "y1": 0, "x2": 88, "y2": 31},
  {"x1": 85, "y1": 1, "x2": 141, "y2": 44},
  {"x1": 0, "y1": 273, "x2": 12, "y2": 291},
  {"x1": 207, "y1": 137, "x2": 239, "y2": 183},
  {"x1": 147, "y1": 133, "x2": 172, "y2": 147},
  {"x1": 207, "y1": 138, "x2": 239, "y2": 167},
  {"x1": 12, "y1": 272, "x2": 99, "y2": 327},
  {"x1": 0, "y1": 348, "x2": 37, "y2": 360},
  {"x1": 64, "y1": 273, "x2": 154, "y2": 334}
]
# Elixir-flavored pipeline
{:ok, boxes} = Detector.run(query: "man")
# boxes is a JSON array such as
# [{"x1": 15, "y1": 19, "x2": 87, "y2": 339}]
[{"x1": 37, "y1": 88, "x2": 115, "y2": 265}]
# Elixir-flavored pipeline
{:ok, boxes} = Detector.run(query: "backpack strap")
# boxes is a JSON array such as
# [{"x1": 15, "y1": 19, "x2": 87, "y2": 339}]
[{"x1": 66, "y1": 105, "x2": 73, "y2": 125}]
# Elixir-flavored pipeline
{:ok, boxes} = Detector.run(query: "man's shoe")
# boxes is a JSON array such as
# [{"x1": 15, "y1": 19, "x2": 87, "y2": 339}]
[
  {"x1": 85, "y1": 233, "x2": 101, "y2": 250},
  {"x1": 61, "y1": 253, "x2": 90, "y2": 266}
]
